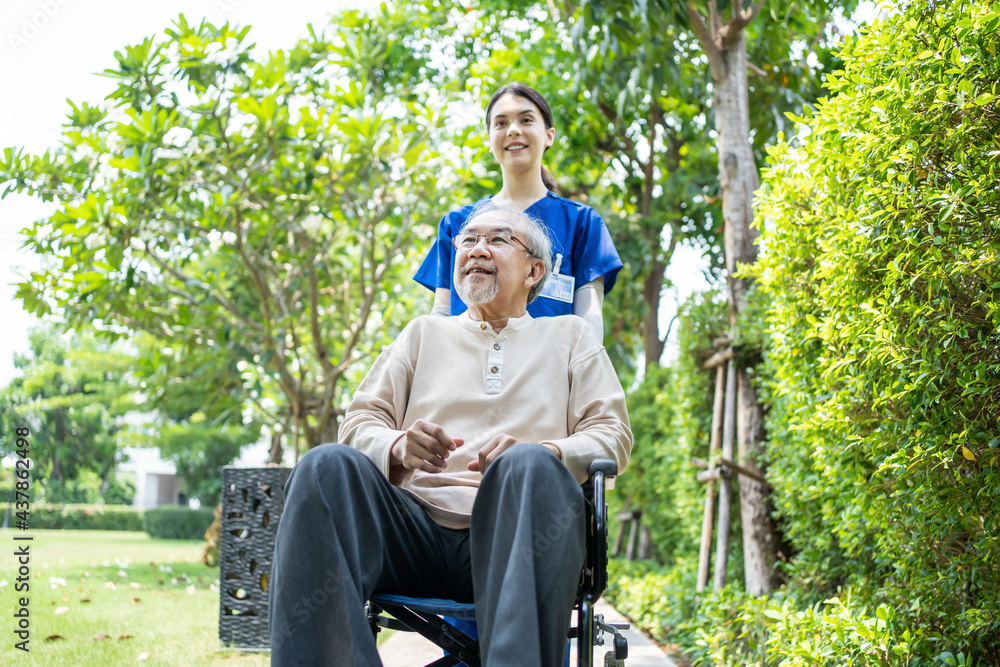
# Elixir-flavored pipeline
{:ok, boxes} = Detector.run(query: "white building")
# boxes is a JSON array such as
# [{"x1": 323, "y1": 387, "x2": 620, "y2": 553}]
[
  {"x1": 117, "y1": 438, "x2": 279, "y2": 510},
  {"x1": 118, "y1": 446, "x2": 182, "y2": 509}
]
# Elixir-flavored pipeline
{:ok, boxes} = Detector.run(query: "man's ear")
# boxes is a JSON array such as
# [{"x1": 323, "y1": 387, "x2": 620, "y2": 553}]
[{"x1": 524, "y1": 258, "x2": 546, "y2": 288}]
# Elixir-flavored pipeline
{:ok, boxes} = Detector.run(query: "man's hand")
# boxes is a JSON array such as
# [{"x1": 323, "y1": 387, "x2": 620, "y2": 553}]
[
  {"x1": 468, "y1": 435, "x2": 561, "y2": 474},
  {"x1": 391, "y1": 419, "x2": 464, "y2": 474}
]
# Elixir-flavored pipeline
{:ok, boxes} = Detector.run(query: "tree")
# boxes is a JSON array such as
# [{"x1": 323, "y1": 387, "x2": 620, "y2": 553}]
[
  {"x1": 442, "y1": 0, "x2": 727, "y2": 374},
  {"x1": 2, "y1": 7, "x2": 462, "y2": 454},
  {"x1": 672, "y1": 0, "x2": 857, "y2": 597},
  {"x1": 130, "y1": 333, "x2": 260, "y2": 504},
  {"x1": 0, "y1": 324, "x2": 136, "y2": 498},
  {"x1": 562, "y1": 0, "x2": 858, "y2": 594},
  {"x1": 558, "y1": 22, "x2": 725, "y2": 370}
]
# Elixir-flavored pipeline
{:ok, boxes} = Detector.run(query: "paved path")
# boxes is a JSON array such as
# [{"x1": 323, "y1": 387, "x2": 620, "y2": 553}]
[{"x1": 378, "y1": 598, "x2": 679, "y2": 667}]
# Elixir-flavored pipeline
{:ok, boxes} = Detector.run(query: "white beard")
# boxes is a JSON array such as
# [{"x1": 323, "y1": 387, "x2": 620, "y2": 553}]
[{"x1": 456, "y1": 273, "x2": 500, "y2": 306}]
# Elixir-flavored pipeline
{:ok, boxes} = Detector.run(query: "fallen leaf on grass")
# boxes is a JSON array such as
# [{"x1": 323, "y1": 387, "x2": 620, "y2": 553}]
[
  {"x1": 45, "y1": 635, "x2": 65, "y2": 642},
  {"x1": 81, "y1": 598, "x2": 92, "y2": 603},
  {"x1": 138, "y1": 652, "x2": 151, "y2": 661},
  {"x1": 94, "y1": 634, "x2": 110, "y2": 641},
  {"x1": 54, "y1": 606, "x2": 70, "y2": 615},
  {"x1": 62, "y1": 593, "x2": 70, "y2": 601},
  {"x1": 105, "y1": 582, "x2": 117, "y2": 591},
  {"x1": 118, "y1": 634, "x2": 133, "y2": 640},
  {"x1": 132, "y1": 598, "x2": 142, "y2": 604},
  {"x1": 129, "y1": 582, "x2": 141, "y2": 589}
]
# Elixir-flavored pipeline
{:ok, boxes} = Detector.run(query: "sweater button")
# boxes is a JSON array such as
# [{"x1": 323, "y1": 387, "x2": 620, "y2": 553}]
[
  {"x1": 491, "y1": 366, "x2": 499, "y2": 373},
  {"x1": 480, "y1": 323, "x2": 488, "y2": 330},
  {"x1": 493, "y1": 343, "x2": 501, "y2": 350}
]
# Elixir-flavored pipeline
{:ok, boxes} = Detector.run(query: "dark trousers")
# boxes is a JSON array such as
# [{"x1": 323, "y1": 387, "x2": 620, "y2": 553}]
[{"x1": 269, "y1": 444, "x2": 587, "y2": 667}]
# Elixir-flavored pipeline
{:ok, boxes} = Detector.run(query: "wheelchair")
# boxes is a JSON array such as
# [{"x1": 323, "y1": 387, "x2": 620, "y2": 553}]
[{"x1": 365, "y1": 458, "x2": 630, "y2": 667}]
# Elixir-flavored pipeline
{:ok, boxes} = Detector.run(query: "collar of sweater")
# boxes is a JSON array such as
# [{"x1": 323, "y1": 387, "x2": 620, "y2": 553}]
[{"x1": 457, "y1": 311, "x2": 534, "y2": 334}]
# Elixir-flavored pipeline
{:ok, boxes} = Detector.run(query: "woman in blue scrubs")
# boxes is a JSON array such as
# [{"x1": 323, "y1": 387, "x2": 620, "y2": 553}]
[{"x1": 413, "y1": 83, "x2": 623, "y2": 340}]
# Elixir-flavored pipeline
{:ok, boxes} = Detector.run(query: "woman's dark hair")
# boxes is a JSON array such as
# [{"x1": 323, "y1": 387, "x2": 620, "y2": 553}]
[{"x1": 485, "y1": 83, "x2": 558, "y2": 192}]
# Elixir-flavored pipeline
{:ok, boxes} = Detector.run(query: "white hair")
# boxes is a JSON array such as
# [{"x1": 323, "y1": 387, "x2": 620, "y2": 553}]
[{"x1": 459, "y1": 201, "x2": 553, "y2": 303}]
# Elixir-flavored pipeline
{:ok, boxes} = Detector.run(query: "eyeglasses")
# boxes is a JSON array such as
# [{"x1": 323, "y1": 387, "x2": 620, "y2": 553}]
[{"x1": 452, "y1": 231, "x2": 532, "y2": 254}]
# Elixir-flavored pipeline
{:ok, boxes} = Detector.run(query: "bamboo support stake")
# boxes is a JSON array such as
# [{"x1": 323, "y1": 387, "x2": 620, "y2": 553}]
[
  {"x1": 639, "y1": 524, "x2": 652, "y2": 560},
  {"x1": 697, "y1": 468, "x2": 725, "y2": 483},
  {"x1": 697, "y1": 460, "x2": 771, "y2": 488},
  {"x1": 625, "y1": 513, "x2": 640, "y2": 561},
  {"x1": 714, "y1": 360, "x2": 737, "y2": 591},
  {"x1": 719, "y1": 457, "x2": 771, "y2": 489},
  {"x1": 703, "y1": 346, "x2": 735, "y2": 370},
  {"x1": 612, "y1": 500, "x2": 631, "y2": 557},
  {"x1": 697, "y1": 363, "x2": 727, "y2": 591}
]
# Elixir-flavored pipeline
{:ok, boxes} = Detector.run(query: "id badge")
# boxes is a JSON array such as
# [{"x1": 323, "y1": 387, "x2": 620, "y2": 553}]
[
  {"x1": 540, "y1": 273, "x2": 575, "y2": 303},
  {"x1": 539, "y1": 253, "x2": 575, "y2": 303}
]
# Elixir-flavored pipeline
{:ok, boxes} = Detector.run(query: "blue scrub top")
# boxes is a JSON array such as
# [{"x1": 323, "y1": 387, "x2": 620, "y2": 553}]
[{"x1": 414, "y1": 192, "x2": 624, "y2": 318}]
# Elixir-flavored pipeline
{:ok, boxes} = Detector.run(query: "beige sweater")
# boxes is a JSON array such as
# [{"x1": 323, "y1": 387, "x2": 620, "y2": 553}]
[{"x1": 338, "y1": 312, "x2": 632, "y2": 529}]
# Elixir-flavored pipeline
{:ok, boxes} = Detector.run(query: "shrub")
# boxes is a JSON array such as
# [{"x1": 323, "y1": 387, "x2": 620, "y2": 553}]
[
  {"x1": 144, "y1": 506, "x2": 216, "y2": 540},
  {"x1": 0, "y1": 503, "x2": 144, "y2": 531},
  {"x1": 30, "y1": 473, "x2": 137, "y2": 506},
  {"x1": 102, "y1": 477, "x2": 137, "y2": 505},
  {"x1": 606, "y1": 559, "x2": 974, "y2": 666},
  {"x1": 754, "y1": 0, "x2": 1000, "y2": 658},
  {"x1": 608, "y1": 0, "x2": 999, "y2": 663}
]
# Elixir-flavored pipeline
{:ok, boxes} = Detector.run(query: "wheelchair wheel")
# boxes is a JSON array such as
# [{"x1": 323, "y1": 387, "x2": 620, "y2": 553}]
[{"x1": 604, "y1": 650, "x2": 625, "y2": 667}]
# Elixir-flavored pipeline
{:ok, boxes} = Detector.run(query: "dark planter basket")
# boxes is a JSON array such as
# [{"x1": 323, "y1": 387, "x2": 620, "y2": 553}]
[{"x1": 218, "y1": 466, "x2": 291, "y2": 650}]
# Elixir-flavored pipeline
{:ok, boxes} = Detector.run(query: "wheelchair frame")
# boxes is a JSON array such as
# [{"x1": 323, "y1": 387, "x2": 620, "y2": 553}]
[{"x1": 365, "y1": 458, "x2": 629, "y2": 667}]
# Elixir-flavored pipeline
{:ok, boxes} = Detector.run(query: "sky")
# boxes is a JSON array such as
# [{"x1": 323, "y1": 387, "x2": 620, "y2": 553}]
[{"x1": 0, "y1": 0, "x2": 718, "y2": 388}]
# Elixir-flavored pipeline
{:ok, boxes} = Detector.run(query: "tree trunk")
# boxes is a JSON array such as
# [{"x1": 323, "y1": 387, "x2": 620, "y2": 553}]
[
  {"x1": 642, "y1": 259, "x2": 667, "y2": 367},
  {"x1": 268, "y1": 430, "x2": 283, "y2": 465},
  {"x1": 737, "y1": 367, "x2": 778, "y2": 594},
  {"x1": 51, "y1": 409, "x2": 66, "y2": 484},
  {"x1": 714, "y1": 360, "x2": 738, "y2": 590},
  {"x1": 316, "y1": 414, "x2": 339, "y2": 449},
  {"x1": 710, "y1": 25, "x2": 779, "y2": 595}
]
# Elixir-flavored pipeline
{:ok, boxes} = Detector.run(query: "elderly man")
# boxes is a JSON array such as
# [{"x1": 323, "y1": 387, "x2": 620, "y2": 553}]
[{"x1": 269, "y1": 203, "x2": 632, "y2": 667}]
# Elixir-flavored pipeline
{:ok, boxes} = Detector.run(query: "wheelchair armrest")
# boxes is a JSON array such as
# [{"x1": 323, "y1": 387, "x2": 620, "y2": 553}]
[
  {"x1": 588, "y1": 458, "x2": 618, "y2": 480},
  {"x1": 578, "y1": 458, "x2": 617, "y2": 603}
]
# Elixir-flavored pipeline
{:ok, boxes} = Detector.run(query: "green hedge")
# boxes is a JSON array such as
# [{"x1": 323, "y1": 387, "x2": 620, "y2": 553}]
[
  {"x1": 143, "y1": 506, "x2": 216, "y2": 540},
  {"x1": 752, "y1": 0, "x2": 1000, "y2": 660},
  {"x1": 0, "y1": 504, "x2": 145, "y2": 531},
  {"x1": 605, "y1": 559, "x2": 975, "y2": 667}
]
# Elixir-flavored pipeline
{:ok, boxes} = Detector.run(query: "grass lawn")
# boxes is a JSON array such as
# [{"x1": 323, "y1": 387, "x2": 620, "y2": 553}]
[{"x1": 0, "y1": 529, "x2": 270, "y2": 666}]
